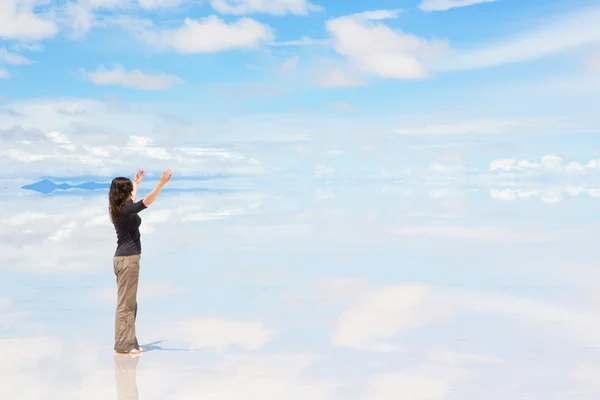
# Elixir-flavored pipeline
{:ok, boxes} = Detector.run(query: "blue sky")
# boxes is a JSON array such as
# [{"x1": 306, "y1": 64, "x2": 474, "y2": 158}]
[
  {"x1": 2, "y1": 0, "x2": 600, "y2": 185},
  {"x1": 2, "y1": 0, "x2": 600, "y2": 122},
  {"x1": 3, "y1": 0, "x2": 600, "y2": 398}
]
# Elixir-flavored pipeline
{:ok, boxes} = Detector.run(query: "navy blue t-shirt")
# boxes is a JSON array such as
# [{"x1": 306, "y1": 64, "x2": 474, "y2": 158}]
[{"x1": 113, "y1": 199, "x2": 147, "y2": 257}]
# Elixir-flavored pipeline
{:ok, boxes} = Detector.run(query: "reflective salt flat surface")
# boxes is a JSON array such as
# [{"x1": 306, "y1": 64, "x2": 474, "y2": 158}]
[
  {"x1": 3, "y1": 0, "x2": 600, "y2": 396},
  {"x1": 2, "y1": 175, "x2": 600, "y2": 399}
]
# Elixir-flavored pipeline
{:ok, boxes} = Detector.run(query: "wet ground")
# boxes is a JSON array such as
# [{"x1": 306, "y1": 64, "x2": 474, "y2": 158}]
[{"x1": 2, "y1": 178, "x2": 600, "y2": 399}]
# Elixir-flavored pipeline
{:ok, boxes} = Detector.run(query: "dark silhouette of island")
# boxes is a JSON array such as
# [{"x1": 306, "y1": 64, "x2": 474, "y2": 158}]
[
  {"x1": 21, "y1": 179, "x2": 110, "y2": 194},
  {"x1": 21, "y1": 177, "x2": 234, "y2": 195}
]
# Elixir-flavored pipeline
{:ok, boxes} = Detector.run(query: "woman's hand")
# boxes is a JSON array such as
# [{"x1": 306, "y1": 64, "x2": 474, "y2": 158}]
[
  {"x1": 159, "y1": 168, "x2": 172, "y2": 185},
  {"x1": 142, "y1": 169, "x2": 171, "y2": 207},
  {"x1": 134, "y1": 169, "x2": 144, "y2": 184}
]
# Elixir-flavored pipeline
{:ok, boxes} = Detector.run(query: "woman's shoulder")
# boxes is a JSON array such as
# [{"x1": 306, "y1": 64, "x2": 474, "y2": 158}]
[{"x1": 114, "y1": 201, "x2": 133, "y2": 218}]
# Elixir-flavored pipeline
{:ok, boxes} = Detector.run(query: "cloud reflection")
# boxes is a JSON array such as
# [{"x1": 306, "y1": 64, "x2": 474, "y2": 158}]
[{"x1": 1, "y1": 180, "x2": 600, "y2": 399}]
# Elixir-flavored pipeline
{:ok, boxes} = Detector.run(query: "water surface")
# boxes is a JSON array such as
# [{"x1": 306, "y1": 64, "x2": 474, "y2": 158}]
[{"x1": 1, "y1": 178, "x2": 599, "y2": 399}]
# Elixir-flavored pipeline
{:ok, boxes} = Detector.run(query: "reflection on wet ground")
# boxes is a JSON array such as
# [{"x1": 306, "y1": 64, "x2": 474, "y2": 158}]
[
  {"x1": 2, "y1": 180, "x2": 600, "y2": 399},
  {"x1": 115, "y1": 355, "x2": 139, "y2": 400}
]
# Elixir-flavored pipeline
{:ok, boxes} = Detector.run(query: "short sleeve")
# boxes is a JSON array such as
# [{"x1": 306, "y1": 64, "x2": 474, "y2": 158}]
[{"x1": 122, "y1": 199, "x2": 147, "y2": 216}]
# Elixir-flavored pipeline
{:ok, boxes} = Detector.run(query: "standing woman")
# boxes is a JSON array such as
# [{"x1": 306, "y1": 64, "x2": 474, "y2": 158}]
[{"x1": 109, "y1": 168, "x2": 172, "y2": 354}]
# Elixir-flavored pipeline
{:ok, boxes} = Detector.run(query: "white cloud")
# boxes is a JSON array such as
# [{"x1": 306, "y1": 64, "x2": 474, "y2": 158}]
[
  {"x1": 585, "y1": 53, "x2": 600, "y2": 72},
  {"x1": 351, "y1": 9, "x2": 404, "y2": 20},
  {"x1": 82, "y1": 64, "x2": 184, "y2": 90},
  {"x1": 63, "y1": 2, "x2": 96, "y2": 39},
  {"x1": 419, "y1": 0, "x2": 497, "y2": 12},
  {"x1": 0, "y1": 332, "x2": 336, "y2": 400},
  {"x1": 182, "y1": 207, "x2": 245, "y2": 221},
  {"x1": 325, "y1": 11, "x2": 452, "y2": 80},
  {"x1": 156, "y1": 353, "x2": 337, "y2": 400},
  {"x1": 316, "y1": 277, "x2": 370, "y2": 304},
  {"x1": 326, "y1": 101, "x2": 355, "y2": 111},
  {"x1": 127, "y1": 135, "x2": 171, "y2": 158},
  {"x1": 393, "y1": 117, "x2": 576, "y2": 135},
  {"x1": 391, "y1": 226, "x2": 560, "y2": 243},
  {"x1": 396, "y1": 119, "x2": 515, "y2": 135},
  {"x1": 489, "y1": 154, "x2": 600, "y2": 173},
  {"x1": 321, "y1": 5, "x2": 600, "y2": 76},
  {"x1": 143, "y1": 208, "x2": 173, "y2": 223},
  {"x1": 427, "y1": 163, "x2": 466, "y2": 174},
  {"x1": 461, "y1": 291, "x2": 600, "y2": 345},
  {"x1": 128, "y1": 353, "x2": 325, "y2": 399},
  {"x1": 489, "y1": 159, "x2": 529, "y2": 172},
  {"x1": 61, "y1": 0, "x2": 140, "y2": 39},
  {"x1": 142, "y1": 16, "x2": 273, "y2": 53},
  {"x1": 332, "y1": 284, "x2": 449, "y2": 350},
  {"x1": 0, "y1": 68, "x2": 8, "y2": 79},
  {"x1": 314, "y1": 163, "x2": 334, "y2": 177},
  {"x1": 269, "y1": 35, "x2": 329, "y2": 47},
  {"x1": 574, "y1": 365, "x2": 600, "y2": 389},
  {"x1": 367, "y1": 365, "x2": 468, "y2": 400},
  {"x1": 175, "y1": 147, "x2": 246, "y2": 161},
  {"x1": 138, "y1": 0, "x2": 182, "y2": 9},
  {"x1": 87, "y1": 0, "x2": 129, "y2": 9},
  {"x1": 490, "y1": 187, "x2": 600, "y2": 203},
  {"x1": 92, "y1": 280, "x2": 182, "y2": 301},
  {"x1": 490, "y1": 188, "x2": 542, "y2": 201},
  {"x1": 0, "y1": 189, "x2": 265, "y2": 273},
  {"x1": 47, "y1": 130, "x2": 71, "y2": 144},
  {"x1": 209, "y1": 0, "x2": 322, "y2": 16},
  {"x1": 48, "y1": 221, "x2": 77, "y2": 241},
  {"x1": 165, "y1": 317, "x2": 275, "y2": 351},
  {"x1": 280, "y1": 56, "x2": 299, "y2": 72},
  {"x1": 0, "y1": 336, "x2": 63, "y2": 370},
  {"x1": 0, "y1": 297, "x2": 10, "y2": 308},
  {"x1": 0, "y1": 97, "x2": 265, "y2": 177},
  {"x1": 13, "y1": 41, "x2": 44, "y2": 52},
  {"x1": 436, "y1": 6, "x2": 600, "y2": 71},
  {"x1": 333, "y1": 282, "x2": 600, "y2": 357},
  {"x1": 0, "y1": 0, "x2": 58, "y2": 40},
  {"x1": 0, "y1": 48, "x2": 32, "y2": 65},
  {"x1": 315, "y1": 68, "x2": 366, "y2": 87},
  {"x1": 427, "y1": 350, "x2": 504, "y2": 366}
]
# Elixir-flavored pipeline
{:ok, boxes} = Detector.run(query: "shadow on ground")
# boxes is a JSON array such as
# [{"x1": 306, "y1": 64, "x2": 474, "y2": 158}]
[{"x1": 141, "y1": 340, "x2": 195, "y2": 352}]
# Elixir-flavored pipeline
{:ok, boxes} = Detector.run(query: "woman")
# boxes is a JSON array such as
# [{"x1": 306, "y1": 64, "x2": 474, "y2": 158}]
[{"x1": 109, "y1": 168, "x2": 172, "y2": 354}]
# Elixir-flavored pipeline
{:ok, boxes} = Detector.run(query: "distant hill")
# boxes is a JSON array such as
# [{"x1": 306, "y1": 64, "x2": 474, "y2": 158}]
[{"x1": 21, "y1": 179, "x2": 110, "y2": 194}]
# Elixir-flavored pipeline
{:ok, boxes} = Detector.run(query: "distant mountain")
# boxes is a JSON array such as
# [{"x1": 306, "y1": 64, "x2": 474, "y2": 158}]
[
  {"x1": 22, "y1": 179, "x2": 110, "y2": 194},
  {"x1": 20, "y1": 178, "x2": 232, "y2": 195}
]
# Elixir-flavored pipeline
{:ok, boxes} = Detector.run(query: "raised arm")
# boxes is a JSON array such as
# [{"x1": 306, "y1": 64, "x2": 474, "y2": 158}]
[
  {"x1": 142, "y1": 168, "x2": 172, "y2": 207},
  {"x1": 131, "y1": 169, "x2": 144, "y2": 202}
]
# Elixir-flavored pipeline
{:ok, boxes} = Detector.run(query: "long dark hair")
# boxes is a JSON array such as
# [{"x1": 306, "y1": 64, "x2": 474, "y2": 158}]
[{"x1": 109, "y1": 177, "x2": 133, "y2": 222}]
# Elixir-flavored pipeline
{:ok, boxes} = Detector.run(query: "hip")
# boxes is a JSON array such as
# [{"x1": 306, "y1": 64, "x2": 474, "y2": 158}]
[
  {"x1": 113, "y1": 254, "x2": 141, "y2": 262},
  {"x1": 113, "y1": 254, "x2": 141, "y2": 276}
]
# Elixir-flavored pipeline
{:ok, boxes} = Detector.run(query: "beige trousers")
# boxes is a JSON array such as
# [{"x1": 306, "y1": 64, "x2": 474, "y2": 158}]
[{"x1": 113, "y1": 255, "x2": 141, "y2": 352}]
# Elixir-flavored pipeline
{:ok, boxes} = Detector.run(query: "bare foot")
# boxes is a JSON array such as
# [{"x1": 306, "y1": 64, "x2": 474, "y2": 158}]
[{"x1": 116, "y1": 348, "x2": 143, "y2": 355}]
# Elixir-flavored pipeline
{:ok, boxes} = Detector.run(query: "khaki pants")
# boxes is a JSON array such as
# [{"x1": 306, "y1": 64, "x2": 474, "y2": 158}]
[{"x1": 113, "y1": 255, "x2": 141, "y2": 352}]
